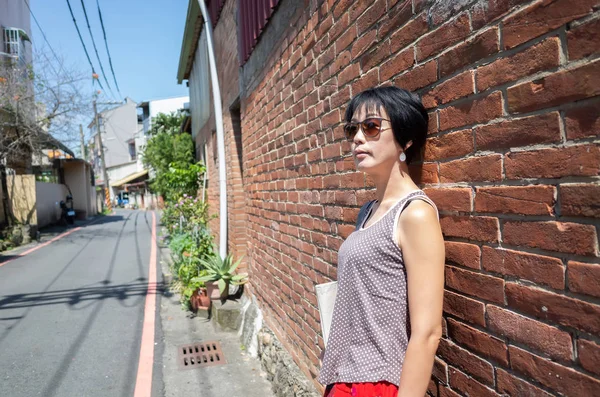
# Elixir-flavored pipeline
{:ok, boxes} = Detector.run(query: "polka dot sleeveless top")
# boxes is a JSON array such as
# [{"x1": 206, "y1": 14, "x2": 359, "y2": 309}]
[{"x1": 318, "y1": 190, "x2": 438, "y2": 387}]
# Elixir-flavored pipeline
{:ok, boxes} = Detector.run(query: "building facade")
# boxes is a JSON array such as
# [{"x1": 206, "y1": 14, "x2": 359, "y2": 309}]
[
  {"x1": 178, "y1": 0, "x2": 600, "y2": 395},
  {"x1": 89, "y1": 96, "x2": 189, "y2": 208},
  {"x1": 0, "y1": 0, "x2": 32, "y2": 67}
]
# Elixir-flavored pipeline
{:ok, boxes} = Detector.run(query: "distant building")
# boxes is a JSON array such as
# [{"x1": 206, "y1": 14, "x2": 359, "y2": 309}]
[
  {"x1": 0, "y1": 0, "x2": 32, "y2": 68},
  {"x1": 88, "y1": 95, "x2": 189, "y2": 209}
]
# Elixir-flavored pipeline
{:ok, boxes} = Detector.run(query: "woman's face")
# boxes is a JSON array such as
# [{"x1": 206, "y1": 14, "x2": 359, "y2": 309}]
[{"x1": 350, "y1": 104, "x2": 401, "y2": 174}]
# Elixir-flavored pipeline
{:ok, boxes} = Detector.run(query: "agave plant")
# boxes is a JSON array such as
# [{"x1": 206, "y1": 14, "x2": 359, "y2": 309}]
[{"x1": 192, "y1": 252, "x2": 248, "y2": 294}]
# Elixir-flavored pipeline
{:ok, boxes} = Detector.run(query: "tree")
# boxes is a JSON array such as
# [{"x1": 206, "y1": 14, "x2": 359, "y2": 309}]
[
  {"x1": 142, "y1": 112, "x2": 204, "y2": 201},
  {"x1": 0, "y1": 48, "x2": 92, "y2": 225},
  {"x1": 0, "y1": 50, "x2": 91, "y2": 172}
]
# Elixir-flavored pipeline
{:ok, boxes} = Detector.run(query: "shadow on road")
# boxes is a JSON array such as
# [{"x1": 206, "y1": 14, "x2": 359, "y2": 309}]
[{"x1": 0, "y1": 281, "x2": 171, "y2": 311}]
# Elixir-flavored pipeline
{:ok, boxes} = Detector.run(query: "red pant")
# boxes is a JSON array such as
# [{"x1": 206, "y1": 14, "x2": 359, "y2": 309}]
[{"x1": 324, "y1": 381, "x2": 398, "y2": 397}]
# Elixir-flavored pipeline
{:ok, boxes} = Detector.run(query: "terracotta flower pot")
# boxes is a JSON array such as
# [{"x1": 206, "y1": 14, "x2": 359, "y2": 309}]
[
  {"x1": 198, "y1": 288, "x2": 211, "y2": 307},
  {"x1": 190, "y1": 288, "x2": 211, "y2": 312},
  {"x1": 205, "y1": 281, "x2": 228, "y2": 300}
]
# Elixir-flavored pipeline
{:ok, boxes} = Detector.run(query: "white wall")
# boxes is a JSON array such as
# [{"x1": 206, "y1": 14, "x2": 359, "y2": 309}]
[
  {"x1": 0, "y1": 0, "x2": 32, "y2": 65},
  {"x1": 149, "y1": 96, "x2": 189, "y2": 119},
  {"x1": 108, "y1": 162, "x2": 138, "y2": 184}
]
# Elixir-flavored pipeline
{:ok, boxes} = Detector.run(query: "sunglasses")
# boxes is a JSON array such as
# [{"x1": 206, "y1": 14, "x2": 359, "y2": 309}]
[{"x1": 343, "y1": 117, "x2": 391, "y2": 141}]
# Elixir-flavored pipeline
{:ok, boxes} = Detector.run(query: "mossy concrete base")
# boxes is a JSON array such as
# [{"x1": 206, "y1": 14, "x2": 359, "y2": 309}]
[{"x1": 211, "y1": 299, "x2": 243, "y2": 332}]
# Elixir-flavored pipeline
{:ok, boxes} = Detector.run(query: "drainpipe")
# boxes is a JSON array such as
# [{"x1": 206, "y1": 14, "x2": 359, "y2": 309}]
[{"x1": 197, "y1": 0, "x2": 227, "y2": 260}]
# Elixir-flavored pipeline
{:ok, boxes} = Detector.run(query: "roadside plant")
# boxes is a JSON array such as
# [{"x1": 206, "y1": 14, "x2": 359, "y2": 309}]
[{"x1": 192, "y1": 251, "x2": 248, "y2": 295}]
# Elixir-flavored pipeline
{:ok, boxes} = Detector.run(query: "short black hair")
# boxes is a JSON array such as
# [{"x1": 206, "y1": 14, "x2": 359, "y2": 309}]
[{"x1": 345, "y1": 86, "x2": 428, "y2": 164}]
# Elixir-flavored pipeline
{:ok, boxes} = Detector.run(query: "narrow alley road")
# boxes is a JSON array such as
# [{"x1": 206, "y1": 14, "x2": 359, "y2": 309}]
[{"x1": 0, "y1": 211, "x2": 164, "y2": 397}]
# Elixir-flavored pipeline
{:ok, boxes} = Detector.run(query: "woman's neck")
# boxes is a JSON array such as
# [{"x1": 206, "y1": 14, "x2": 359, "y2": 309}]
[{"x1": 371, "y1": 162, "x2": 419, "y2": 205}]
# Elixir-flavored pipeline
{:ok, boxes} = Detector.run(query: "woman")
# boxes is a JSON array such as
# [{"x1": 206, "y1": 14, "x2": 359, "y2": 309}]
[{"x1": 318, "y1": 87, "x2": 445, "y2": 397}]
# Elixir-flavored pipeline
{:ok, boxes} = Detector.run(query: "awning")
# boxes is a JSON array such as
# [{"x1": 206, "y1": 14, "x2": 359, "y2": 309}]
[{"x1": 110, "y1": 169, "x2": 148, "y2": 187}]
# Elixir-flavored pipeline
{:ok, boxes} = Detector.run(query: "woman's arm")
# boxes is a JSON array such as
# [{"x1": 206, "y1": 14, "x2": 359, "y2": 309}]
[{"x1": 396, "y1": 200, "x2": 445, "y2": 397}]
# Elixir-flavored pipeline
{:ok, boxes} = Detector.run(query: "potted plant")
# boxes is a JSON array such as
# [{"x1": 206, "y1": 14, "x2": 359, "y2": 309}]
[
  {"x1": 193, "y1": 252, "x2": 248, "y2": 300},
  {"x1": 189, "y1": 287, "x2": 211, "y2": 312}
]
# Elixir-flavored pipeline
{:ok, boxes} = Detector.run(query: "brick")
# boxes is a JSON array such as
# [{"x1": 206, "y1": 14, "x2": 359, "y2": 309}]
[
  {"x1": 568, "y1": 17, "x2": 600, "y2": 60},
  {"x1": 439, "y1": 91, "x2": 503, "y2": 131},
  {"x1": 350, "y1": 68, "x2": 379, "y2": 95},
  {"x1": 422, "y1": 71, "x2": 475, "y2": 109},
  {"x1": 437, "y1": 338, "x2": 494, "y2": 385},
  {"x1": 416, "y1": 13, "x2": 470, "y2": 61},
  {"x1": 389, "y1": 13, "x2": 428, "y2": 53},
  {"x1": 444, "y1": 290, "x2": 486, "y2": 326},
  {"x1": 379, "y1": 47, "x2": 414, "y2": 82},
  {"x1": 568, "y1": 260, "x2": 600, "y2": 298},
  {"x1": 445, "y1": 266, "x2": 505, "y2": 303},
  {"x1": 428, "y1": 379, "x2": 439, "y2": 396},
  {"x1": 482, "y1": 247, "x2": 565, "y2": 290},
  {"x1": 440, "y1": 155, "x2": 502, "y2": 183},
  {"x1": 503, "y1": 0, "x2": 598, "y2": 49},
  {"x1": 474, "y1": 112, "x2": 561, "y2": 150},
  {"x1": 496, "y1": 367, "x2": 554, "y2": 397},
  {"x1": 448, "y1": 367, "x2": 500, "y2": 397},
  {"x1": 394, "y1": 60, "x2": 438, "y2": 91},
  {"x1": 433, "y1": 356, "x2": 448, "y2": 384},
  {"x1": 408, "y1": 162, "x2": 439, "y2": 184},
  {"x1": 329, "y1": 50, "x2": 352, "y2": 78},
  {"x1": 356, "y1": 0, "x2": 387, "y2": 35},
  {"x1": 487, "y1": 305, "x2": 573, "y2": 362},
  {"x1": 378, "y1": 0, "x2": 414, "y2": 39},
  {"x1": 475, "y1": 185, "x2": 556, "y2": 215},
  {"x1": 360, "y1": 41, "x2": 391, "y2": 72},
  {"x1": 503, "y1": 220, "x2": 598, "y2": 256},
  {"x1": 561, "y1": 183, "x2": 600, "y2": 218},
  {"x1": 438, "y1": 386, "x2": 460, "y2": 397},
  {"x1": 505, "y1": 145, "x2": 600, "y2": 179},
  {"x1": 334, "y1": 24, "x2": 358, "y2": 54},
  {"x1": 477, "y1": 37, "x2": 560, "y2": 91},
  {"x1": 439, "y1": 27, "x2": 499, "y2": 78},
  {"x1": 564, "y1": 102, "x2": 600, "y2": 140},
  {"x1": 447, "y1": 318, "x2": 508, "y2": 366},
  {"x1": 578, "y1": 339, "x2": 600, "y2": 376},
  {"x1": 471, "y1": 0, "x2": 530, "y2": 30},
  {"x1": 440, "y1": 215, "x2": 499, "y2": 243},
  {"x1": 507, "y1": 59, "x2": 600, "y2": 113},
  {"x1": 509, "y1": 345, "x2": 600, "y2": 396},
  {"x1": 350, "y1": 29, "x2": 377, "y2": 59},
  {"x1": 423, "y1": 130, "x2": 474, "y2": 161},
  {"x1": 445, "y1": 241, "x2": 481, "y2": 269},
  {"x1": 337, "y1": 63, "x2": 360, "y2": 87},
  {"x1": 423, "y1": 188, "x2": 472, "y2": 213},
  {"x1": 506, "y1": 282, "x2": 600, "y2": 334}
]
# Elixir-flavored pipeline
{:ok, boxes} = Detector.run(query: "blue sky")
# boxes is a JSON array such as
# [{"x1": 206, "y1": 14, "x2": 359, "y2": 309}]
[{"x1": 30, "y1": 0, "x2": 190, "y2": 103}]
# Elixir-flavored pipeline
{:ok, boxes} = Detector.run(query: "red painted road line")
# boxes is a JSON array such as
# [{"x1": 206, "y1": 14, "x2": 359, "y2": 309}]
[
  {"x1": 133, "y1": 211, "x2": 157, "y2": 397},
  {"x1": 0, "y1": 226, "x2": 82, "y2": 268}
]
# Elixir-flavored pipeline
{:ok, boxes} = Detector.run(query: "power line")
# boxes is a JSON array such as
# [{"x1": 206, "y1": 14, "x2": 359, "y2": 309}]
[
  {"x1": 95, "y1": 0, "x2": 121, "y2": 97},
  {"x1": 23, "y1": 0, "x2": 64, "y2": 75},
  {"x1": 65, "y1": 0, "x2": 104, "y2": 91},
  {"x1": 78, "y1": 0, "x2": 115, "y2": 99}
]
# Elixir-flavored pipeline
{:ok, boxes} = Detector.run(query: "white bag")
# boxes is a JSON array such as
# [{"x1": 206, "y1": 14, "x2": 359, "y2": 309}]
[{"x1": 315, "y1": 281, "x2": 338, "y2": 348}]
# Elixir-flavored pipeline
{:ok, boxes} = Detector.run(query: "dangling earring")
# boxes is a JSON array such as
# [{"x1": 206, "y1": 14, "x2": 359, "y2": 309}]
[{"x1": 399, "y1": 152, "x2": 406, "y2": 162}]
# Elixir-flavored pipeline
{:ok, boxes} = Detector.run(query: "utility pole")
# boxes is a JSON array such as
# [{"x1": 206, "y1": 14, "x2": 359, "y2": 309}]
[
  {"x1": 79, "y1": 124, "x2": 85, "y2": 161},
  {"x1": 94, "y1": 98, "x2": 112, "y2": 212}
]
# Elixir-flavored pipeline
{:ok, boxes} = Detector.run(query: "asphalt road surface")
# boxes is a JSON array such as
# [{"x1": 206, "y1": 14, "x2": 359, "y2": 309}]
[{"x1": 0, "y1": 210, "x2": 164, "y2": 397}]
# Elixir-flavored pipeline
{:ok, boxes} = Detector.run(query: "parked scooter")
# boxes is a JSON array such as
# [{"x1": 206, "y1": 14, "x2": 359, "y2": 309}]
[{"x1": 60, "y1": 194, "x2": 76, "y2": 225}]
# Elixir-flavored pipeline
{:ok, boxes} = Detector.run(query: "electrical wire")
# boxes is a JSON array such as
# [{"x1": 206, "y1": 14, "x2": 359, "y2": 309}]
[
  {"x1": 78, "y1": 0, "x2": 115, "y2": 99},
  {"x1": 95, "y1": 0, "x2": 121, "y2": 97},
  {"x1": 65, "y1": 0, "x2": 104, "y2": 91},
  {"x1": 23, "y1": 0, "x2": 64, "y2": 75}
]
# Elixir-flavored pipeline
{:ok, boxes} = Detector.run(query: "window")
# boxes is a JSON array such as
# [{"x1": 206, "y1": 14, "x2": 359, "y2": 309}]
[
  {"x1": 189, "y1": 30, "x2": 211, "y2": 138},
  {"x1": 129, "y1": 142, "x2": 137, "y2": 161}
]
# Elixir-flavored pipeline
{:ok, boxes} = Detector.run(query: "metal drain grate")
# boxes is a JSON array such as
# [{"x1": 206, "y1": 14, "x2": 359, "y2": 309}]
[{"x1": 178, "y1": 341, "x2": 226, "y2": 369}]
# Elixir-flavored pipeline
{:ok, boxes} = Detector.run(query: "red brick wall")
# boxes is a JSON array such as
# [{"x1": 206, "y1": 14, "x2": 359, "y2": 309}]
[
  {"x1": 195, "y1": 0, "x2": 248, "y2": 271},
  {"x1": 238, "y1": 0, "x2": 600, "y2": 395}
]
